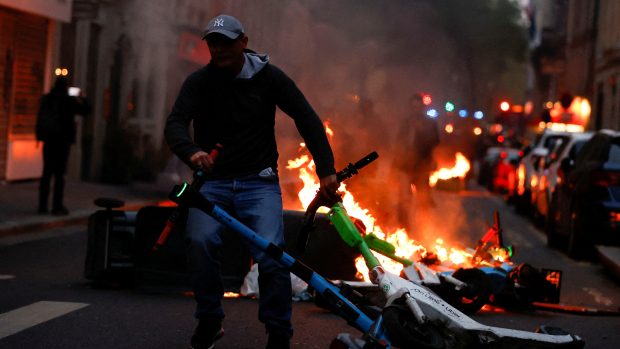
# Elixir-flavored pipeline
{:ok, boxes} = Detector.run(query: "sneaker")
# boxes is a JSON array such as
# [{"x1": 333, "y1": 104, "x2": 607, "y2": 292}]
[
  {"x1": 51, "y1": 207, "x2": 70, "y2": 216},
  {"x1": 266, "y1": 332, "x2": 290, "y2": 349},
  {"x1": 190, "y1": 318, "x2": 224, "y2": 349}
]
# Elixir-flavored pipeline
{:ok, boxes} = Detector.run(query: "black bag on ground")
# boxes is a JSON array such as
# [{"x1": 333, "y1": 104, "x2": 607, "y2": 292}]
[
  {"x1": 132, "y1": 206, "x2": 190, "y2": 287},
  {"x1": 84, "y1": 199, "x2": 136, "y2": 282},
  {"x1": 132, "y1": 206, "x2": 253, "y2": 291}
]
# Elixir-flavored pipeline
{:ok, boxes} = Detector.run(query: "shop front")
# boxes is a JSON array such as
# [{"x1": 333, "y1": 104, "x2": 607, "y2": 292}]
[{"x1": 0, "y1": 0, "x2": 72, "y2": 181}]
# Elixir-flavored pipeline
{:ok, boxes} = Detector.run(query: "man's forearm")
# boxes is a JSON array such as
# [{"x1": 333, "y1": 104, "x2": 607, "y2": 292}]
[
  {"x1": 165, "y1": 116, "x2": 201, "y2": 165},
  {"x1": 294, "y1": 117, "x2": 336, "y2": 178}
]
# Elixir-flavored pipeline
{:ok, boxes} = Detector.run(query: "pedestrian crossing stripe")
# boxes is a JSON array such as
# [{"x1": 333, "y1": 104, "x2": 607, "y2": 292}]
[{"x1": 0, "y1": 301, "x2": 89, "y2": 339}]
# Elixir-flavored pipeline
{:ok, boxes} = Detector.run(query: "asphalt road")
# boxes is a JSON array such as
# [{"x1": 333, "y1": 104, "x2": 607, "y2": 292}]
[{"x1": 1, "y1": 185, "x2": 619, "y2": 348}]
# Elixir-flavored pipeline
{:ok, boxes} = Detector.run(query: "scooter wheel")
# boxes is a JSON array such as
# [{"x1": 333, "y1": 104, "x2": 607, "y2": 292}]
[
  {"x1": 382, "y1": 304, "x2": 445, "y2": 349},
  {"x1": 448, "y1": 268, "x2": 492, "y2": 314}
]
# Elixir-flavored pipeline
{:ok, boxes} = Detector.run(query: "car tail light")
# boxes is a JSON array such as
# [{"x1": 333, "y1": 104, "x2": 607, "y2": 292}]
[
  {"x1": 591, "y1": 170, "x2": 620, "y2": 187},
  {"x1": 610, "y1": 212, "x2": 620, "y2": 223},
  {"x1": 556, "y1": 167, "x2": 564, "y2": 183}
]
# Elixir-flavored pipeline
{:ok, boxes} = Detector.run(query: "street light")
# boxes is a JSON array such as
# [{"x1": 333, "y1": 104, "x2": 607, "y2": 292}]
[
  {"x1": 54, "y1": 67, "x2": 69, "y2": 76},
  {"x1": 426, "y1": 109, "x2": 439, "y2": 118}
]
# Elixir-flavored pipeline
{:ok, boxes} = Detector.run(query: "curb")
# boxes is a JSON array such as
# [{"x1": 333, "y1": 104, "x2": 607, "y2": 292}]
[
  {"x1": 0, "y1": 216, "x2": 89, "y2": 238},
  {"x1": 597, "y1": 245, "x2": 620, "y2": 281},
  {"x1": 0, "y1": 200, "x2": 164, "y2": 239}
]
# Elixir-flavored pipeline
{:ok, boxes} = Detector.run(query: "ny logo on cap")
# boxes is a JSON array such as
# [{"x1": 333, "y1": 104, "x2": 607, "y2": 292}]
[{"x1": 214, "y1": 18, "x2": 224, "y2": 27}]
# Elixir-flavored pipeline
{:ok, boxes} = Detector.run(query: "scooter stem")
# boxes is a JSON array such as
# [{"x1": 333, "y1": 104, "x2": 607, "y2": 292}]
[{"x1": 328, "y1": 202, "x2": 381, "y2": 270}]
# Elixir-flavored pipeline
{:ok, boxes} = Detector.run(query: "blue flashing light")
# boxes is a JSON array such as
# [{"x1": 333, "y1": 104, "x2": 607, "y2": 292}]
[
  {"x1": 426, "y1": 109, "x2": 439, "y2": 118},
  {"x1": 458, "y1": 109, "x2": 468, "y2": 118},
  {"x1": 474, "y1": 111, "x2": 484, "y2": 120}
]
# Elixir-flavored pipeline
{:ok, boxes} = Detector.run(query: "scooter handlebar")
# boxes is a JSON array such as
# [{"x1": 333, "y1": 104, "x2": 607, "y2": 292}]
[
  {"x1": 336, "y1": 151, "x2": 378, "y2": 183},
  {"x1": 296, "y1": 151, "x2": 379, "y2": 254},
  {"x1": 152, "y1": 145, "x2": 221, "y2": 252}
]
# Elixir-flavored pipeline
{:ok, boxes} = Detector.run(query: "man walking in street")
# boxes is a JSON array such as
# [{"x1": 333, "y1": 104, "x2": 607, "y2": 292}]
[
  {"x1": 36, "y1": 76, "x2": 90, "y2": 215},
  {"x1": 165, "y1": 14, "x2": 339, "y2": 349}
]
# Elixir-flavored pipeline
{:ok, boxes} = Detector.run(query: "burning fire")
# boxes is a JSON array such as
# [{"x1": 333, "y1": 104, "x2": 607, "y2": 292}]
[
  {"x1": 428, "y1": 152, "x2": 471, "y2": 187},
  {"x1": 286, "y1": 125, "x2": 505, "y2": 281}
]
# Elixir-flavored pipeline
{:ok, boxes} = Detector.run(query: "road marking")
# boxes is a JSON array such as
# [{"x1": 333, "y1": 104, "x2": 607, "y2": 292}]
[
  {"x1": 0, "y1": 275, "x2": 15, "y2": 280},
  {"x1": 0, "y1": 301, "x2": 89, "y2": 339}
]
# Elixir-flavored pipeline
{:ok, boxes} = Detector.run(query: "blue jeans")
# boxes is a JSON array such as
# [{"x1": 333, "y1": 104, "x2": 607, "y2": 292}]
[{"x1": 185, "y1": 172, "x2": 293, "y2": 337}]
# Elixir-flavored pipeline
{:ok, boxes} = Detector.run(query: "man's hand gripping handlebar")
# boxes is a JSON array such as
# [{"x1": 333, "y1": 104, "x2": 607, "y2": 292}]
[
  {"x1": 296, "y1": 151, "x2": 379, "y2": 254},
  {"x1": 152, "y1": 145, "x2": 222, "y2": 252}
]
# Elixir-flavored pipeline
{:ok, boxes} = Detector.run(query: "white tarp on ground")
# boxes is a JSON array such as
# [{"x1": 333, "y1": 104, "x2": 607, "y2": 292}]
[{"x1": 240, "y1": 263, "x2": 310, "y2": 301}]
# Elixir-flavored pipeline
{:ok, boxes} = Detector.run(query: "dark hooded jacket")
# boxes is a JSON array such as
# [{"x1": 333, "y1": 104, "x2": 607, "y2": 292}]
[
  {"x1": 36, "y1": 83, "x2": 90, "y2": 144},
  {"x1": 165, "y1": 52, "x2": 335, "y2": 180}
]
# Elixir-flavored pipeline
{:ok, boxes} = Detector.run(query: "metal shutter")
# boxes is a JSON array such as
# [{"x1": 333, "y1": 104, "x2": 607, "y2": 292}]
[{"x1": 8, "y1": 9, "x2": 48, "y2": 136}]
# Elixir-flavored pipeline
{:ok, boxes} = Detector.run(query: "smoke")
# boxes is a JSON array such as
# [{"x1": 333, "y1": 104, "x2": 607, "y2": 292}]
[
  {"x1": 148, "y1": 0, "x2": 523, "y2": 240},
  {"x1": 187, "y1": 0, "x2": 473, "y2": 236}
]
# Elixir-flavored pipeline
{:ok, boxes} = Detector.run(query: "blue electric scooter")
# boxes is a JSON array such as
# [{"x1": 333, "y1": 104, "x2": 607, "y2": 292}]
[
  {"x1": 170, "y1": 152, "x2": 393, "y2": 348},
  {"x1": 169, "y1": 152, "x2": 584, "y2": 349}
]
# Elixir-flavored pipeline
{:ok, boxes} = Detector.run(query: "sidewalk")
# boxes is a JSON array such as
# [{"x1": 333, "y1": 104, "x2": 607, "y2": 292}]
[
  {"x1": 597, "y1": 245, "x2": 620, "y2": 282},
  {"x1": 3, "y1": 177, "x2": 620, "y2": 283},
  {"x1": 0, "y1": 178, "x2": 170, "y2": 237}
]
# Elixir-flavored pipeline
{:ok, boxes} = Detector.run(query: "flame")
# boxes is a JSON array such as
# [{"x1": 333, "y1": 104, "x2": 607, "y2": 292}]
[
  {"x1": 428, "y1": 152, "x2": 471, "y2": 187},
  {"x1": 286, "y1": 125, "x2": 504, "y2": 282},
  {"x1": 287, "y1": 154, "x2": 310, "y2": 169},
  {"x1": 489, "y1": 247, "x2": 510, "y2": 262},
  {"x1": 186, "y1": 290, "x2": 243, "y2": 299},
  {"x1": 547, "y1": 96, "x2": 591, "y2": 126},
  {"x1": 481, "y1": 304, "x2": 506, "y2": 313},
  {"x1": 325, "y1": 121, "x2": 334, "y2": 138}
]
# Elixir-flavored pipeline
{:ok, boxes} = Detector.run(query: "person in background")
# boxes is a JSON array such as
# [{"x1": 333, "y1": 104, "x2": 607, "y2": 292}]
[
  {"x1": 36, "y1": 76, "x2": 90, "y2": 215},
  {"x1": 392, "y1": 92, "x2": 439, "y2": 231},
  {"x1": 558, "y1": 92, "x2": 575, "y2": 124},
  {"x1": 165, "y1": 14, "x2": 339, "y2": 349},
  {"x1": 409, "y1": 93, "x2": 440, "y2": 208}
]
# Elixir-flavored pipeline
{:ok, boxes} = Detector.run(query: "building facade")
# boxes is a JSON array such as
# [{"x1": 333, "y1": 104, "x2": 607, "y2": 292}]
[
  {"x1": 593, "y1": 0, "x2": 620, "y2": 130},
  {"x1": 0, "y1": 0, "x2": 72, "y2": 181},
  {"x1": 0, "y1": 0, "x2": 228, "y2": 182},
  {"x1": 51, "y1": 0, "x2": 215, "y2": 182},
  {"x1": 529, "y1": 0, "x2": 569, "y2": 118},
  {"x1": 63, "y1": 0, "x2": 286, "y2": 182}
]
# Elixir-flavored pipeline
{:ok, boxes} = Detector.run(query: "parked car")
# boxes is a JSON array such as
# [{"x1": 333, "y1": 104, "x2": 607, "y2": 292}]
[
  {"x1": 512, "y1": 130, "x2": 572, "y2": 214},
  {"x1": 545, "y1": 130, "x2": 620, "y2": 258},
  {"x1": 531, "y1": 132, "x2": 593, "y2": 224},
  {"x1": 511, "y1": 146, "x2": 546, "y2": 209}
]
